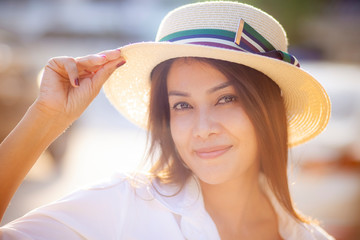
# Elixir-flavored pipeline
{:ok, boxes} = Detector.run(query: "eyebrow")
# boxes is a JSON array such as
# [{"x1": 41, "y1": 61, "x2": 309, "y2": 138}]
[
  {"x1": 168, "y1": 81, "x2": 233, "y2": 97},
  {"x1": 168, "y1": 90, "x2": 189, "y2": 97},
  {"x1": 207, "y1": 81, "x2": 232, "y2": 93}
]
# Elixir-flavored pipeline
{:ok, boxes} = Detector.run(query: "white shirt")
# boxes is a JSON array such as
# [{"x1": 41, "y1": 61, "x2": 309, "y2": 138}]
[{"x1": 1, "y1": 173, "x2": 334, "y2": 239}]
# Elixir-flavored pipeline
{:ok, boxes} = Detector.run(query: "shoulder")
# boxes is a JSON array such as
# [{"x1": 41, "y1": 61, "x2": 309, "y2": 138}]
[
  {"x1": 300, "y1": 222, "x2": 335, "y2": 240},
  {"x1": 41, "y1": 172, "x2": 154, "y2": 216},
  {"x1": 77, "y1": 171, "x2": 151, "y2": 196},
  {"x1": 276, "y1": 212, "x2": 335, "y2": 240},
  {"x1": 1, "y1": 172, "x2": 155, "y2": 240},
  {"x1": 276, "y1": 213, "x2": 335, "y2": 240},
  {"x1": 259, "y1": 175, "x2": 334, "y2": 240}
]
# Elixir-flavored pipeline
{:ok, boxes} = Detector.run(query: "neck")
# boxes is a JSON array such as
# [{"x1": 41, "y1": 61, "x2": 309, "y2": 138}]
[
  {"x1": 200, "y1": 171, "x2": 263, "y2": 224},
  {"x1": 200, "y1": 170, "x2": 280, "y2": 240}
]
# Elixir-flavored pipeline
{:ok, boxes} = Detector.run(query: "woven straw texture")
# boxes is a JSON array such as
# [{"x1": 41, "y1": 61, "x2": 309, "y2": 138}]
[{"x1": 104, "y1": 1, "x2": 330, "y2": 147}]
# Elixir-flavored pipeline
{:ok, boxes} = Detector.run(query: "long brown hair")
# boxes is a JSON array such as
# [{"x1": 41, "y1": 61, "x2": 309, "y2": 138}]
[{"x1": 147, "y1": 57, "x2": 305, "y2": 222}]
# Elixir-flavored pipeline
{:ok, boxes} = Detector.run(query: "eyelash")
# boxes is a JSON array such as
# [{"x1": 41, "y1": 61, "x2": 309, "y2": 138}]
[
  {"x1": 172, "y1": 95, "x2": 237, "y2": 111},
  {"x1": 172, "y1": 102, "x2": 192, "y2": 111},
  {"x1": 217, "y1": 95, "x2": 237, "y2": 105}
]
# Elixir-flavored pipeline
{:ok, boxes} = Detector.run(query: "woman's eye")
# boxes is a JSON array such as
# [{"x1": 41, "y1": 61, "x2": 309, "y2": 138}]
[
  {"x1": 217, "y1": 95, "x2": 237, "y2": 105},
  {"x1": 172, "y1": 102, "x2": 192, "y2": 111}
]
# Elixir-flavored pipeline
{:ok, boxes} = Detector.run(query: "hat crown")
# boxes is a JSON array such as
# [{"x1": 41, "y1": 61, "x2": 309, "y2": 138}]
[{"x1": 156, "y1": 1, "x2": 288, "y2": 52}]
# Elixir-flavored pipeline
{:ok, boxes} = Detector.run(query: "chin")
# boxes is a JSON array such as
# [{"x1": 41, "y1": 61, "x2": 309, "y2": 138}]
[{"x1": 195, "y1": 170, "x2": 232, "y2": 185}]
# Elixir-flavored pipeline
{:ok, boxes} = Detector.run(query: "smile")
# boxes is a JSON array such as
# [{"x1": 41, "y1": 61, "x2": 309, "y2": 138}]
[{"x1": 194, "y1": 145, "x2": 232, "y2": 159}]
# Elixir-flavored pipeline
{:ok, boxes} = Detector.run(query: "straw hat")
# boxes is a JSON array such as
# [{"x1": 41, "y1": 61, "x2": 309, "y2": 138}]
[{"x1": 103, "y1": 1, "x2": 330, "y2": 147}]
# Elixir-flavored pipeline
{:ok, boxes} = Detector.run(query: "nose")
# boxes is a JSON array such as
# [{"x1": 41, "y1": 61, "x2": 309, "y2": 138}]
[{"x1": 192, "y1": 108, "x2": 219, "y2": 140}]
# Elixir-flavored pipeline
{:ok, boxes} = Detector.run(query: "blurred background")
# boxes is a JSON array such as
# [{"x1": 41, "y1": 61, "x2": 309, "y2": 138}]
[{"x1": 0, "y1": 0, "x2": 359, "y2": 239}]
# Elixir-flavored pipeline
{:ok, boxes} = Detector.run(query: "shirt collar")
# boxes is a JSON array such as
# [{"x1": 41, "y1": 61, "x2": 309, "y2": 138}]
[
  {"x1": 144, "y1": 173, "x2": 321, "y2": 240},
  {"x1": 150, "y1": 176, "x2": 221, "y2": 240}
]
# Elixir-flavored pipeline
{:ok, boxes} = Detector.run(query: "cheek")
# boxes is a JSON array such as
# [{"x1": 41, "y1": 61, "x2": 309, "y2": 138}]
[
  {"x1": 216, "y1": 107, "x2": 248, "y2": 128},
  {"x1": 217, "y1": 107, "x2": 257, "y2": 146},
  {"x1": 170, "y1": 113, "x2": 193, "y2": 149}
]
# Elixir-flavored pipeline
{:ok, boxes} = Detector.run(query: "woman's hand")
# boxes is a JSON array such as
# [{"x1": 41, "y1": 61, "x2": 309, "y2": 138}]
[
  {"x1": 35, "y1": 48, "x2": 125, "y2": 126},
  {"x1": 0, "y1": 49, "x2": 125, "y2": 220}
]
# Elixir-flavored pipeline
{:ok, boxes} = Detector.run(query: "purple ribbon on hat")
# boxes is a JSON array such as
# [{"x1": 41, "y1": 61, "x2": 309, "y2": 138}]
[{"x1": 159, "y1": 19, "x2": 300, "y2": 67}]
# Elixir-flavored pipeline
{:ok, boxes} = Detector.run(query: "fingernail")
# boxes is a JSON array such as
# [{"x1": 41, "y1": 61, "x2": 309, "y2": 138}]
[
  {"x1": 116, "y1": 61, "x2": 126, "y2": 68},
  {"x1": 75, "y1": 78, "x2": 80, "y2": 86}
]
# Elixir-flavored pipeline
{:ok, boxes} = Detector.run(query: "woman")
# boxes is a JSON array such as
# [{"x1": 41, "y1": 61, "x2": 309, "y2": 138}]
[{"x1": 0, "y1": 1, "x2": 333, "y2": 239}]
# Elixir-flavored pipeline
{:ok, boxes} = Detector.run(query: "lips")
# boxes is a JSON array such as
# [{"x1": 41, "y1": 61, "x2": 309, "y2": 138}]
[{"x1": 194, "y1": 145, "x2": 232, "y2": 159}]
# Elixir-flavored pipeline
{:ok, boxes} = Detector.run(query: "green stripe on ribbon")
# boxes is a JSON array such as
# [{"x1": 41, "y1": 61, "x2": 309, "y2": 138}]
[
  {"x1": 243, "y1": 22, "x2": 275, "y2": 51},
  {"x1": 159, "y1": 29, "x2": 235, "y2": 42},
  {"x1": 280, "y1": 51, "x2": 292, "y2": 64}
]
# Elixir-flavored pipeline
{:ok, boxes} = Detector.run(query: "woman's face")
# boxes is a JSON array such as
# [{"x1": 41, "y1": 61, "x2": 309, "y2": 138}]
[{"x1": 167, "y1": 59, "x2": 259, "y2": 185}]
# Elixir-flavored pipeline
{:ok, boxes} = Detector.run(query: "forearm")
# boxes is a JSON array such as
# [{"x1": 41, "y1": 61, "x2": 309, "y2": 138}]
[{"x1": 0, "y1": 101, "x2": 70, "y2": 221}]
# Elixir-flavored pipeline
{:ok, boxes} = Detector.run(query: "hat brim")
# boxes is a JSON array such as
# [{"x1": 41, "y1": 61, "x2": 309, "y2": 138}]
[{"x1": 103, "y1": 42, "x2": 330, "y2": 147}]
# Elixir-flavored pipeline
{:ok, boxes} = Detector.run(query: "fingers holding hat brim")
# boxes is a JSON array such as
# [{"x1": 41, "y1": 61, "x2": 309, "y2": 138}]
[
  {"x1": 46, "y1": 56, "x2": 80, "y2": 88},
  {"x1": 90, "y1": 57, "x2": 126, "y2": 92},
  {"x1": 75, "y1": 48, "x2": 123, "y2": 75}
]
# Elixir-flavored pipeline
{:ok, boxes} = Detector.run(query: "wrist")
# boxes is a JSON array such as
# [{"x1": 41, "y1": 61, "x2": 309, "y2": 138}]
[{"x1": 29, "y1": 100, "x2": 72, "y2": 133}]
